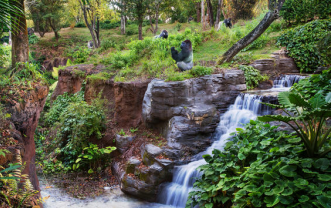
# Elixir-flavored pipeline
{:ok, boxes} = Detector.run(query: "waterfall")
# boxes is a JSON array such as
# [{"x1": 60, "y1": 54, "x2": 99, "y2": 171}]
[
  {"x1": 159, "y1": 94, "x2": 268, "y2": 208},
  {"x1": 273, "y1": 74, "x2": 306, "y2": 89}
]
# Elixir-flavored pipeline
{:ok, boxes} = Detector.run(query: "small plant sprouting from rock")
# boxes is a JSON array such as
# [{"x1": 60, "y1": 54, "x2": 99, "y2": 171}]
[{"x1": 118, "y1": 129, "x2": 126, "y2": 136}]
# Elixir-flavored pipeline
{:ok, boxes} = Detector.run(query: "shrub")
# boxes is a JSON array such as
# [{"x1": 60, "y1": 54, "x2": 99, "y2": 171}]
[
  {"x1": 241, "y1": 34, "x2": 270, "y2": 51},
  {"x1": 99, "y1": 39, "x2": 116, "y2": 52},
  {"x1": 28, "y1": 34, "x2": 39, "y2": 44},
  {"x1": 189, "y1": 66, "x2": 213, "y2": 77},
  {"x1": 126, "y1": 24, "x2": 139, "y2": 36},
  {"x1": 72, "y1": 47, "x2": 90, "y2": 63},
  {"x1": 280, "y1": 0, "x2": 331, "y2": 25},
  {"x1": 239, "y1": 65, "x2": 268, "y2": 89},
  {"x1": 188, "y1": 120, "x2": 331, "y2": 208},
  {"x1": 75, "y1": 22, "x2": 86, "y2": 28},
  {"x1": 0, "y1": 45, "x2": 11, "y2": 68},
  {"x1": 277, "y1": 19, "x2": 331, "y2": 72}
]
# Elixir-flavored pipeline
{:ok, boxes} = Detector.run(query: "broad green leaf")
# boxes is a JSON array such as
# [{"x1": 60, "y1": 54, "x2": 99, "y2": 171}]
[
  {"x1": 325, "y1": 92, "x2": 331, "y2": 103},
  {"x1": 318, "y1": 174, "x2": 331, "y2": 181},
  {"x1": 289, "y1": 93, "x2": 311, "y2": 108},
  {"x1": 279, "y1": 165, "x2": 297, "y2": 177},
  {"x1": 205, "y1": 203, "x2": 213, "y2": 208},
  {"x1": 317, "y1": 195, "x2": 331, "y2": 208},
  {"x1": 264, "y1": 195, "x2": 280, "y2": 207},
  {"x1": 281, "y1": 188, "x2": 293, "y2": 196},
  {"x1": 309, "y1": 93, "x2": 326, "y2": 108},
  {"x1": 258, "y1": 115, "x2": 294, "y2": 123},
  {"x1": 314, "y1": 158, "x2": 330, "y2": 171},
  {"x1": 298, "y1": 195, "x2": 309, "y2": 203},
  {"x1": 0, "y1": 165, "x2": 21, "y2": 173},
  {"x1": 88, "y1": 169, "x2": 94, "y2": 174},
  {"x1": 278, "y1": 91, "x2": 292, "y2": 107}
]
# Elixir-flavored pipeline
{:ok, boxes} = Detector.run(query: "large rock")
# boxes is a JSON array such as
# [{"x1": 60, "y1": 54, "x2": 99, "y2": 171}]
[
  {"x1": 142, "y1": 70, "x2": 246, "y2": 151},
  {"x1": 112, "y1": 144, "x2": 174, "y2": 201},
  {"x1": 115, "y1": 135, "x2": 136, "y2": 154},
  {"x1": 250, "y1": 51, "x2": 300, "y2": 79},
  {"x1": 42, "y1": 57, "x2": 68, "y2": 72}
]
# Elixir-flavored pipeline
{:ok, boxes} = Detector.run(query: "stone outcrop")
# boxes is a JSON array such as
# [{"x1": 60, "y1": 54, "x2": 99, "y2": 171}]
[
  {"x1": 112, "y1": 144, "x2": 174, "y2": 201},
  {"x1": 51, "y1": 64, "x2": 104, "y2": 102},
  {"x1": 52, "y1": 65, "x2": 150, "y2": 127},
  {"x1": 142, "y1": 70, "x2": 246, "y2": 152},
  {"x1": 2, "y1": 84, "x2": 49, "y2": 194},
  {"x1": 250, "y1": 51, "x2": 300, "y2": 79}
]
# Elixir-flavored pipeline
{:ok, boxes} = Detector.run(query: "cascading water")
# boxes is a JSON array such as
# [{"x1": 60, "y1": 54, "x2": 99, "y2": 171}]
[
  {"x1": 159, "y1": 94, "x2": 268, "y2": 207},
  {"x1": 159, "y1": 74, "x2": 307, "y2": 207},
  {"x1": 273, "y1": 74, "x2": 306, "y2": 89}
]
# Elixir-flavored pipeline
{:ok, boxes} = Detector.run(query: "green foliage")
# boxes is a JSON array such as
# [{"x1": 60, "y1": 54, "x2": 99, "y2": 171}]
[
  {"x1": 28, "y1": 34, "x2": 39, "y2": 44},
  {"x1": 126, "y1": 24, "x2": 139, "y2": 36},
  {"x1": 118, "y1": 129, "x2": 126, "y2": 136},
  {"x1": 73, "y1": 144, "x2": 116, "y2": 173},
  {"x1": 75, "y1": 22, "x2": 86, "y2": 27},
  {"x1": 258, "y1": 91, "x2": 331, "y2": 158},
  {"x1": 280, "y1": 0, "x2": 331, "y2": 25},
  {"x1": 291, "y1": 68, "x2": 331, "y2": 100},
  {"x1": 72, "y1": 47, "x2": 91, "y2": 63},
  {"x1": 188, "y1": 121, "x2": 331, "y2": 208},
  {"x1": 130, "y1": 128, "x2": 138, "y2": 134},
  {"x1": 174, "y1": 23, "x2": 182, "y2": 31},
  {"x1": 189, "y1": 66, "x2": 213, "y2": 77},
  {"x1": 277, "y1": 20, "x2": 331, "y2": 72},
  {"x1": 99, "y1": 39, "x2": 116, "y2": 52},
  {"x1": 0, "y1": 45, "x2": 10, "y2": 68},
  {"x1": 39, "y1": 91, "x2": 109, "y2": 173},
  {"x1": 242, "y1": 34, "x2": 270, "y2": 52},
  {"x1": 239, "y1": 65, "x2": 268, "y2": 90}
]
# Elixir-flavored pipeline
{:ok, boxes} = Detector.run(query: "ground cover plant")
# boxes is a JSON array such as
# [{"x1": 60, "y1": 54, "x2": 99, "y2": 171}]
[{"x1": 277, "y1": 19, "x2": 331, "y2": 73}]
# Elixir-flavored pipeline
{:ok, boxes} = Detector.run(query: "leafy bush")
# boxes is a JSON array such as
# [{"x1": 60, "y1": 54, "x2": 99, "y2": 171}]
[
  {"x1": 28, "y1": 34, "x2": 39, "y2": 44},
  {"x1": 100, "y1": 20, "x2": 120, "y2": 29},
  {"x1": 126, "y1": 24, "x2": 139, "y2": 36},
  {"x1": 75, "y1": 22, "x2": 86, "y2": 28},
  {"x1": 72, "y1": 47, "x2": 90, "y2": 63},
  {"x1": 259, "y1": 91, "x2": 331, "y2": 157},
  {"x1": 189, "y1": 66, "x2": 213, "y2": 77},
  {"x1": 99, "y1": 39, "x2": 116, "y2": 52},
  {"x1": 0, "y1": 45, "x2": 11, "y2": 68},
  {"x1": 280, "y1": 0, "x2": 331, "y2": 25},
  {"x1": 291, "y1": 68, "x2": 331, "y2": 100},
  {"x1": 277, "y1": 20, "x2": 331, "y2": 72},
  {"x1": 239, "y1": 65, "x2": 268, "y2": 89},
  {"x1": 188, "y1": 120, "x2": 331, "y2": 208},
  {"x1": 242, "y1": 34, "x2": 270, "y2": 51}
]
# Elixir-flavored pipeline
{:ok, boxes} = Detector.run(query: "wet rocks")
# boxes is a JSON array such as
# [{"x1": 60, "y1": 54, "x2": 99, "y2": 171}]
[{"x1": 142, "y1": 70, "x2": 247, "y2": 153}]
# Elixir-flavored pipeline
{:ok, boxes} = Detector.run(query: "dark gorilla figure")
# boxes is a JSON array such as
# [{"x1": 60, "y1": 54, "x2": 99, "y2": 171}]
[
  {"x1": 224, "y1": 18, "x2": 232, "y2": 29},
  {"x1": 171, "y1": 39, "x2": 193, "y2": 71},
  {"x1": 155, "y1": 30, "x2": 168, "y2": 39},
  {"x1": 28, "y1": 27, "x2": 35, "y2": 36}
]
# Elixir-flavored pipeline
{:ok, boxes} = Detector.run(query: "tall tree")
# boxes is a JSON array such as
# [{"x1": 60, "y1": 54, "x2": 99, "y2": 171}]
[
  {"x1": 215, "y1": 0, "x2": 223, "y2": 28},
  {"x1": 120, "y1": 0, "x2": 126, "y2": 35},
  {"x1": 218, "y1": 0, "x2": 286, "y2": 64},
  {"x1": 125, "y1": 0, "x2": 150, "y2": 40},
  {"x1": 79, "y1": 0, "x2": 101, "y2": 48},
  {"x1": 206, "y1": 0, "x2": 214, "y2": 27},
  {"x1": 201, "y1": 0, "x2": 205, "y2": 29},
  {"x1": 11, "y1": 0, "x2": 29, "y2": 67}
]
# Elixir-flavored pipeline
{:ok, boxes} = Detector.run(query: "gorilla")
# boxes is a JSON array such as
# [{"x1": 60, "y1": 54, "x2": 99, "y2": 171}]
[
  {"x1": 155, "y1": 30, "x2": 168, "y2": 39},
  {"x1": 224, "y1": 18, "x2": 232, "y2": 29},
  {"x1": 87, "y1": 40, "x2": 93, "y2": 49},
  {"x1": 171, "y1": 39, "x2": 193, "y2": 71},
  {"x1": 188, "y1": 16, "x2": 194, "y2": 23},
  {"x1": 27, "y1": 27, "x2": 34, "y2": 36}
]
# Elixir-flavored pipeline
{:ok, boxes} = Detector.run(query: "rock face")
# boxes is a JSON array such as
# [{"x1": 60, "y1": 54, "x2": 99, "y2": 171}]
[
  {"x1": 142, "y1": 70, "x2": 246, "y2": 152},
  {"x1": 112, "y1": 144, "x2": 174, "y2": 201},
  {"x1": 51, "y1": 64, "x2": 104, "y2": 101},
  {"x1": 115, "y1": 135, "x2": 136, "y2": 154},
  {"x1": 250, "y1": 51, "x2": 300, "y2": 79},
  {"x1": 4, "y1": 84, "x2": 49, "y2": 193}
]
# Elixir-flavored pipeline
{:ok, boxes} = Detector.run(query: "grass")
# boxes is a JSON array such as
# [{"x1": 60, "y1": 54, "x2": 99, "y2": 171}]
[{"x1": 29, "y1": 13, "x2": 283, "y2": 83}]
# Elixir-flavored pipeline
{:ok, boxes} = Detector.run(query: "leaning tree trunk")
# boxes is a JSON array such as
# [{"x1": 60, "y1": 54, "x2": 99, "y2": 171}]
[
  {"x1": 217, "y1": 10, "x2": 280, "y2": 64},
  {"x1": 206, "y1": 0, "x2": 214, "y2": 27},
  {"x1": 154, "y1": 3, "x2": 160, "y2": 35},
  {"x1": 11, "y1": 0, "x2": 29, "y2": 67},
  {"x1": 215, "y1": 0, "x2": 223, "y2": 28}
]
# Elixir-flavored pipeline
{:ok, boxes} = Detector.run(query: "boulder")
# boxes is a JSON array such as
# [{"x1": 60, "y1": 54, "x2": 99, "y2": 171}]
[
  {"x1": 115, "y1": 135, "x2": 135, "y2": 154},
  {"x1": 142, "y1": 70, "x2": 247, "y2": 152}
]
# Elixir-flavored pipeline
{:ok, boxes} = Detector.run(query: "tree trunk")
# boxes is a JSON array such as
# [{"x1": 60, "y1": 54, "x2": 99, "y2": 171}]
[
  {"x1": 154, "y1": 4, "x2": 159, "y2": 35},
  {"x1": 96, "y1": 17, "x2": 100, "y2": 47},
  {"x1": 11, "y1": 0, "x2": 29, "y2": 67},
  {"x1": 79, "y1": 1, "x2": 98, "y2": 48},
  {"x1": 121, "y1": 15, "x2": 126, "y2": 35},
  {"x1": 149, "y1": 14, "x2": 155, "y2": 34},
  {"x1": 138, "y1": 17, "x2": 143, "y2": 40},
  {"x1": 196, "y1": 2, "x2": 201, "y2": 22},
  {"x1": 201, "y1": 0, "x2": 205, "y2": 29},
  {"x1": 206, "y1": 0, "x2": 214, "y2": 27},
  {"x1": 217, "y1": 11, "x2": 279, "y2": 64},
  {"x1": 215, "y1": 0, "x2": 222, "y2": 28}
]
